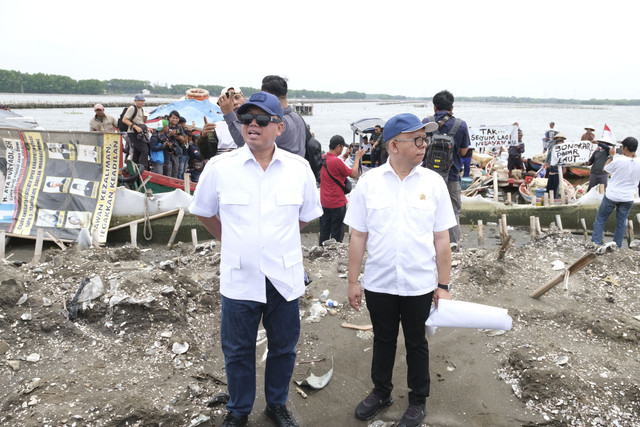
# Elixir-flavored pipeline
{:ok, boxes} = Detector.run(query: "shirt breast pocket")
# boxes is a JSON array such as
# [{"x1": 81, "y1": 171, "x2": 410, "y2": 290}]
[
  {"x1": 275, "y1": 192, "x2": 303, "y2": 226},
  {"x1": 219, "y1": 192, "x2": 251, "y2": 225},
  {"x1": 366, "y1": 198, "x2": 392, "y2": 233},
  {"x1": 409, "y1": 198, "x2": 436, "y2": 234}
]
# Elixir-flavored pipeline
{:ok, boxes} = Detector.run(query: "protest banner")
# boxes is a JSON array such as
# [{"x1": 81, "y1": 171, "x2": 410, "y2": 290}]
[
  {"x1": 0, "y1": 128, "x2": 120, "y2": 243},
  {"x1": 553, "y1": 140, "x2": 595, "y2": 165},
  {"x1": 469, "y1": 125, "x2": 518, "y2": 153}
]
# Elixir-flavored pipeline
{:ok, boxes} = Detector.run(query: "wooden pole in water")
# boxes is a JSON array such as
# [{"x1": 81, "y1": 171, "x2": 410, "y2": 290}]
[
  {"x1": 580, "y1": 218, "x2": 588, "y2": 240},
  {"x1": 191, "y1": 228, "x2": 198, "y2": 250},
  {"x1": 535, "y1": 217, "x2": 542, "y2": 235},
  {"x1": 0, "y1": 230, "x2": 5, "y2": 260},
  {"x1": 558, "y1": 167, "x2": 566, "y2": 204},
  {"x1": 493, "y1": 172, "x2": 499, "y2": 202},
  {"x1": 32, "y1": 228, "x2": 44, "y2": 265},
  {"x1": 555, "y1": 215, "x2": 564, "y2": 232},
  {"x1": 129, "y1": 223, "x2": 138, "y2": 248},
  {"x1": 530, "y1": 216, "x2": 536, "y2": 240},
  {"x1": 478, "y1": 220, "x2": 484, "y2": 246}
]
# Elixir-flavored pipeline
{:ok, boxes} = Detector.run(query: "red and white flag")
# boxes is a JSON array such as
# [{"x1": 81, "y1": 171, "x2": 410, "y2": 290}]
[{"x1": 602, "y1": 123, "x2": 617, "y2": 144}]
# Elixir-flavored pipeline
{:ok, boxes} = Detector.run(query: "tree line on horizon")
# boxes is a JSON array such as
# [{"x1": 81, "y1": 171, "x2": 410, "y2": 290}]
[{"x1": 1, "y1": 69, "x2": 639, "y2": 106}]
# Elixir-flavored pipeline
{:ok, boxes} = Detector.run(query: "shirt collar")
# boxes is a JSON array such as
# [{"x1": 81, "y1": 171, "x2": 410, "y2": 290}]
[
  {"x1": 238, "y1": 143, "x2": 283, "y2": 167},
  {"x1": 379, "y1": 159, "x2": 421, "y2": 181}
]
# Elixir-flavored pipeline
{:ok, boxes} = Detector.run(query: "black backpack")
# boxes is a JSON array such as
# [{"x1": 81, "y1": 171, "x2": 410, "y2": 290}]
[
  {"x1": 117, "y1": 105, "x2": 138, "y2": 132},
  {"x1": 423, "y1": 115, "x2": 462, "y2": 179},
  {"x1": 304, "y1": 126, "x2": 322, "y2": 183}
]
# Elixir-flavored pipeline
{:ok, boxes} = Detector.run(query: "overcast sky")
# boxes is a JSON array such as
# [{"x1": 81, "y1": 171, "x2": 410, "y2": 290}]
[{"x1": 3, "y1": 0, "x2": 638, "y2": 100}]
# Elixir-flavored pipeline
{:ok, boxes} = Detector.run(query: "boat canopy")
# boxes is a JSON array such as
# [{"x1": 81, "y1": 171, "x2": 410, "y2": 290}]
[
  {"x1": 147, "y1": 99, "x2": 224, "y2": 129},
  {"x1": 0, "y1": 109, "x2": 41, "y2": 129},
  {"x1": 350, "y1": 118, "x2": 386, "y2": 135}
]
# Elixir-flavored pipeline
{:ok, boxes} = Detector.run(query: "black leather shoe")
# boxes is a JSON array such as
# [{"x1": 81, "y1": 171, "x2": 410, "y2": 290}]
[
  {"x1": 265, "y1": 404, "x2": 300, "y2": 427},
  {"x1": 354, "y1": 390, "x2": 393, "y2": 420},
  {"x1": 221, "y1": 411, "x2": 248, "y2": 427},
  {"x1": 399, "y1": 403, "x2": 426, "y2": 427}
]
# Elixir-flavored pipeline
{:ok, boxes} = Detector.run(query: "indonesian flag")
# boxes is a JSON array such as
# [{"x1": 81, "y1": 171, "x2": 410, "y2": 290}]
[{"x1": 602, "y1": 123, "x2": 617, "y2": 144}]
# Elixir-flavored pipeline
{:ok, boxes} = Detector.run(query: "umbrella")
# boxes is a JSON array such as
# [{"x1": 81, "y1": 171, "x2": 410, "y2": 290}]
[{"x1": 147, "y1": 99, "x2": 224, "y2": 129}]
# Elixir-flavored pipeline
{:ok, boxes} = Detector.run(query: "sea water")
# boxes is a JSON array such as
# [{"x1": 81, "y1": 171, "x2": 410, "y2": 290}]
[{"x1": 9, "y1": 97, "x2": 640, "y2": 157}]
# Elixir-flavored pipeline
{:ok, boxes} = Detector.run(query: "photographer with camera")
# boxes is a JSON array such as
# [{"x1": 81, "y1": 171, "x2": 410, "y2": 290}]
[{"x1": 162, "y1": 110, "x2": 186, "y2": 178}]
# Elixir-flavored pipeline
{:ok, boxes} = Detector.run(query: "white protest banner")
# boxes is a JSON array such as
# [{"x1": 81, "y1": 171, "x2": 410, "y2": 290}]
[
  {"x1": 469, "y1": 125, "x2": 518, "y2": 153},
  {"x1": 553, "y1": 141, "x2": 595, "y2": 165}
]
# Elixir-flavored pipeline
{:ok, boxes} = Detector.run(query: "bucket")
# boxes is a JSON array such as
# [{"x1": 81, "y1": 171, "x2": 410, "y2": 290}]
[
  {"x1": 534, "y1": 188, "x2": 545, "y2": 200},
  {"x1": 461, "y1": 177, "x2": 473, "y2": 190}
]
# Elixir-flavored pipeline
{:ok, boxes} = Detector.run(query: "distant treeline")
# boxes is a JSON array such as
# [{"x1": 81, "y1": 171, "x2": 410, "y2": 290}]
[
  {"x1": 1, "y1": 69, "x2": 639, "y2": 105},
  {"x1": 0, "y1": 69, "x2": 371, "y2": 100}
]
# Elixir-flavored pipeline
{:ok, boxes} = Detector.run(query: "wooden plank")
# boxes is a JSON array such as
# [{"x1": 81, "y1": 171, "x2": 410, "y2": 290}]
[
  {"x1": 45, "y1": 231, "x2": 66, "y2": 250},
  {"x1": 167, "y1": 208, "x2": 185, "y2": 247},
  {"x1": 32, "y1": 228, "x2": 44, "y2": 264},
  {"x1": 135, "y1": 175, "x2": 152, "y2": 192},
  {"x1": 529, "y1": 253, "x2": 597, "y2": 299},
  {"x1": 108, "y1": 208, "x2": 181, "y2": 232}
]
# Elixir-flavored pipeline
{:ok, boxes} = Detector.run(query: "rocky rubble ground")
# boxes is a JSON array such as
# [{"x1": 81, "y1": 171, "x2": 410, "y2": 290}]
[{"x1": 0, "y1": 227, "x2": 639, "y2": 426}]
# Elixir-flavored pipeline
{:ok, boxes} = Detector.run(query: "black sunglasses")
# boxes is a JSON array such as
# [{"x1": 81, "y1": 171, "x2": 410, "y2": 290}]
[{"x1": 238, "y1": 113, "x2": 282, "y2": 127}]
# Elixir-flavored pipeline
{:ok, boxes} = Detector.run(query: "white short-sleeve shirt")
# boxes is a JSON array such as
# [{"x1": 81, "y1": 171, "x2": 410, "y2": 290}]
[
  {"x1": 604, "y1": 155, "x2": 640, "y2": 202},
  {"x1": 344, "y1": 162, "x2": 456, "y2": 296},
  {"x1": 189, "y1": 145, "x2": 323, "y2": 303}
]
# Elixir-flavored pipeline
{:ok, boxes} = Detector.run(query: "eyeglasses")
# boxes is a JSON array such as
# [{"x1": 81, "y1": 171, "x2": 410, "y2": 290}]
[
  {"x1": 238, "y1": 113, "x2": 282, "y2": 127},
  {"x1": 393, "y1": 136, "x2": 429, "y2": 148}
]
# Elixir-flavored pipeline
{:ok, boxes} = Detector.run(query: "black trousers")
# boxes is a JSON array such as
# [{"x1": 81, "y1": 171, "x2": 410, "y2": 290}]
[
  {"x1": 318, "y1": 205, "x2": 346, "y2": 245},
  {"x1": 364, "y1": 289, "x2": 433, "y2": 406}
]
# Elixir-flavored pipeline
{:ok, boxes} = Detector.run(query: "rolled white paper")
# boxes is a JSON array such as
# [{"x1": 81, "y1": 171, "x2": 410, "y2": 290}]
[{"x1": 425, "y1": 299, "x2": 513, "y2": 336}]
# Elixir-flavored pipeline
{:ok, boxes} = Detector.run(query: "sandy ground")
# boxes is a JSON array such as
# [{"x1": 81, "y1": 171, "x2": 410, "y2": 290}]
[{"x1": 1, "y1": 224, "x2": 639, "y2": 427}]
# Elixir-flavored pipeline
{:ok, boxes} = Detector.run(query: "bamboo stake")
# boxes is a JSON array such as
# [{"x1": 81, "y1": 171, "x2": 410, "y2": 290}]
[
  {"x1": 549, "y1": 190, "x2": 555, "y2": 205},
  {"x1": 167, "y1": 208, "x2": 185, "y2": 247},
  {"x1": 0, "y1": 230, "x2": 5, "y2": 260},
  {"x1": 184, "y1": 173, "x2": 191, "y2": 195},
  {"x1": 627, "y1": 220, "x2": 634, "y2": 246},
  {"x1": 497, "y1": 235, "x2": 512, "y2": 261},
  {"x1": 501, "y1": 214, "x2": 508, "y2": 238},
  {"x1": 191, "y1": 228, "x2": 198, "y2": 250},
  {"x1": 558, "y1": 167, "x2": 566, "y2": 204},
  {"x1": 506, "y1": 192, "x2": 512, "y2": 205},
  {"x1": 555, "y1": 215, "x2": 564, "y2": 232},
  {"x1": 493, "y1": 172, "x2": 499, "y2": 202},
  {"x1": 530, "y1": 253, "x2": 597, "y2": 299},
  {"x1": 543, "y1": 192, "x2": 549, "y2": 206},
  {"x1": 530, "y1": 216, "x2": 536, "y2": 240},
  {"x1": 580, "y1": 218, "x2": 588, "y2": 240},
  {"x1": 531, "y1": 190, "x2": 537, "y2": 206},
  {"x1": 535, "y1": 217, "x2": 542, "y2": 235},
  {"x1": 32, "y1": 228, "x2": 44, "y2": 265},
  {"x1": 477, "y1": 220, "x2": 484, "y2": 246},
  {"x1": 498, "y1": 218, "x2": 505, "y2": 245},
  {"x1": 129, "y1": 223, "x2": 138, "y2": 247}
]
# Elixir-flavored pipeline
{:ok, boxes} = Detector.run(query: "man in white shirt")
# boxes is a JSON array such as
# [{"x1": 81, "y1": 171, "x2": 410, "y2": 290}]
[
  {"x1": 592, "y1": 136, "x2": 640, "y2": 248},
  {"x1": 189, "y1": 91, "x2": 322, "y2": 427},
  {"x1": 345, "y1": 113, "x2": 456, "y2": 427}
]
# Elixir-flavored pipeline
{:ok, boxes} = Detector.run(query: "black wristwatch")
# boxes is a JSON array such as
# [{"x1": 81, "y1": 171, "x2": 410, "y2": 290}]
[{"x1": 437, "y1": 283, "x2": 452, "y2": 291}]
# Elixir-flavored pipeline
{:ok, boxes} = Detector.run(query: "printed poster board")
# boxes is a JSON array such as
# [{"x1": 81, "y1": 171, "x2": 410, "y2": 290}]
[
  {"x1": 552, "y1": 140, "x2": 596, "y2": 165},
  {"x1": 0, "y1": 128, "x2": 120, "y2": 243}
]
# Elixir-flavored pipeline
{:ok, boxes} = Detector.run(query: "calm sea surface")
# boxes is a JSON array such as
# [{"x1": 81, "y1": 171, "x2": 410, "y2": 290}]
[{"x1": 6, "y1": 94, "x2": 640, "y2": 156}]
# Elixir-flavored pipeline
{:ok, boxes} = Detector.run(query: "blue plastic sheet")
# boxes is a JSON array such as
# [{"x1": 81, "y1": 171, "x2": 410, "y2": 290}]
[{"x1": 147, "y1": 99, "x2": 224, "y2": 129}]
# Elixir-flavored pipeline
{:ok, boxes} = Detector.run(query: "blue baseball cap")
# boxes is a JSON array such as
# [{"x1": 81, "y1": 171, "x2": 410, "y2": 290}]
[
  {"x1": 383, "y1": 113, "x2": 438, "y2": 142},
  {"x1": 134, "y1": 93, "x2": 145, "y2": 101},
  {"x1": 237, "y1": 91, "x2": 283, "y2": 120}
]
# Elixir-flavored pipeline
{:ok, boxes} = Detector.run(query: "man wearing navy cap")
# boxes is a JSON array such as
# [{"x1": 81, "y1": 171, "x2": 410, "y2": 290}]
[
  {"x1": 189, "y1": 91, "x2": 322, "y2": 427},
  {"x1": 345, "y1": 113, "x2": 455, "y2": 427}
]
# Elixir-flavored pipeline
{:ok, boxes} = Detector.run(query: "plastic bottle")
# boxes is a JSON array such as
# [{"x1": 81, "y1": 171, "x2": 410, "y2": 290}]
[{"x1": 320, "y1": 290, "x2": 329, "y2": 302}]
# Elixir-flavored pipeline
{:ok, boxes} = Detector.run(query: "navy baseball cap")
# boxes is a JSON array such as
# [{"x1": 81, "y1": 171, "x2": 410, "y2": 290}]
[
  {"x1": 383, "y1": 113, "x2": 438, "y2": 142},
  {"x1": 237, "y1": 91, "x2": 283, "y2": 120},
  {"x1": 134, "y1": 93, "x2": 145, "y2": 101}
]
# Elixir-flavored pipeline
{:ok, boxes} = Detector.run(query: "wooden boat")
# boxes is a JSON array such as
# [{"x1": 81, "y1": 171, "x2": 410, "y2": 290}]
[
  {"x1": 119, "y1": 161, "x2": 197, "y2": 194},
  {"x1": 485, "y1": 158, "x2": 524, "y2": 188},
  {"x1": 568, "y1": 165, "x2": 591, "y2": 177},
  {"x1": 519, "y1": 178, "x2": 576, "y2": 204}
]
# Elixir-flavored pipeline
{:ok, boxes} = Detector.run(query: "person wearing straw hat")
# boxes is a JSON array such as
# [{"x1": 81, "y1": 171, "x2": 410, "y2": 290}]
[
  {"x1": 581, "y1": 125, "x2": 596, "y2": 142},
  {"x1": 586, "y1": 135, "x2": 616, "y2": 192},
  {"x1": 544, "y1": 133, "x2": 566, "y2": 197},
  {"x1": 591, "y1": 136, "x2": 640, "y2": 248}
]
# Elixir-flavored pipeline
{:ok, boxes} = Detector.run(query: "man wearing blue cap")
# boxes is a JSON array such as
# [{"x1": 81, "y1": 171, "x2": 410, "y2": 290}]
[
  {"x1": 345, "y1": 113, "x2": 456, "y2": 427},
  {"x1": 189, "y1": 91, "x2": 322, "y2": 427}
]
